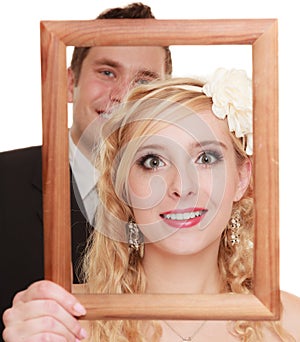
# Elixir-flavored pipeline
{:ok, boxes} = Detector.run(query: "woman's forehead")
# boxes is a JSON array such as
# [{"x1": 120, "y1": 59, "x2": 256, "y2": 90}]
[{"x1": 141, "y1": 109, "x2": 230, "y2": 144}]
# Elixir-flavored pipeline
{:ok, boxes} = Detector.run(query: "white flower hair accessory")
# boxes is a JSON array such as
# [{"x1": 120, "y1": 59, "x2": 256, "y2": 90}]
[{"x1": 202, "y1": 68, "x2": 253, "y2": 155}]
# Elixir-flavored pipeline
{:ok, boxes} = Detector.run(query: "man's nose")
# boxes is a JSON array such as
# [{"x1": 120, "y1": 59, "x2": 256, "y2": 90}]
[{"x1": 109, "y1": 78, "x2": 131, "y2": 103}]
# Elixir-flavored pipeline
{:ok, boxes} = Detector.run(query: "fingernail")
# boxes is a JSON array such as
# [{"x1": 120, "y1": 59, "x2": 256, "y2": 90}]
[
  {"x1": 80, "y1": 328, "x2": 88, "y2": 339},
  {"x1": 73, "y1": 302, "x2": 86, "y2": 316}
]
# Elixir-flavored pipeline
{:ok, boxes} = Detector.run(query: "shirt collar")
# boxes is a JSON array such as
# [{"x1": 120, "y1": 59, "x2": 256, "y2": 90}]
[{"x1": 69, "y1": 132, "x2": 99, "y2": 200}]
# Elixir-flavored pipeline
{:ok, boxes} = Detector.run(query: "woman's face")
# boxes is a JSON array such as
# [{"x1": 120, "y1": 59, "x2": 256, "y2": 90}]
[{"x1": 127, "y1": 107, "x2": 251, "y2": 255}]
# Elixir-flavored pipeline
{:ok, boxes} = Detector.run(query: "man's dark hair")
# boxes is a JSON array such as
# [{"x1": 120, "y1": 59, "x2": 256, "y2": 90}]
[{"x1": 70, "y1": 2, "x2": 172, "y2": 85}]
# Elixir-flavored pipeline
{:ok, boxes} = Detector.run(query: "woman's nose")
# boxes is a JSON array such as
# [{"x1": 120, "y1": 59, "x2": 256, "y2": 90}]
[{"x1": 169, "y1": 164, "x2": 198, "y2": 199}]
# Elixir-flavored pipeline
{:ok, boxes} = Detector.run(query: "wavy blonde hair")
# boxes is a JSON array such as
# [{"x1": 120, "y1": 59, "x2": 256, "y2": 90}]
[{"x1": 82, "y1": 78, "x2": 294, "y2": 341}]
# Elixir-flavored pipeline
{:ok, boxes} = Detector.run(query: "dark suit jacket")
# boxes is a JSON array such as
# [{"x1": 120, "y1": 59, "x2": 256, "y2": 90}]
[{"x1": 0, "y1": 146, "x2": 92, "y2": 339}]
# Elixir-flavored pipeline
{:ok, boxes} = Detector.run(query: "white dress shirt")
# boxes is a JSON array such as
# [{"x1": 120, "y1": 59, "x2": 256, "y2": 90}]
[{"x1": 69, "y1": 133, "x2": 99, "y2": 225}]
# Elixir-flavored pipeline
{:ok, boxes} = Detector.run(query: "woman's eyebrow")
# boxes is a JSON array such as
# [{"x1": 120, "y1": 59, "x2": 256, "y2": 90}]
[
  {"x1": 136, "y1": 144, "x2": 165, "y2": 154},
  {"x1": 192, "y1": 140, "x2": 228, "y2": 150},
  {"x1": 136, "y1": 141, "x2": 227, "y2": 155}
]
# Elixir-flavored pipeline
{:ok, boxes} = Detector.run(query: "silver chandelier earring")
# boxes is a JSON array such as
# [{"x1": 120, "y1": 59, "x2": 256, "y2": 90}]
[
  {"x1": 126, "y1": 219, "x2": 144, "y2": 260},
  {"x1": 229, "y1": 211, "x2": 241, "y2": 246}
]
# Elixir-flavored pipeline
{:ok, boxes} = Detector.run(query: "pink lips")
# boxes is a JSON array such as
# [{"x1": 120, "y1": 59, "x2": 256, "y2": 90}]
[{"x1": 160, "y1": 207, "x2": 208, "y2": 229}]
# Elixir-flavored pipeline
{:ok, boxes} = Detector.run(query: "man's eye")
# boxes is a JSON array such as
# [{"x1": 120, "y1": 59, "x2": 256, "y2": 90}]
[
  {"x1": 134, "y1": 74, "x2": 158, "y2": 86},
  {"x1": 99, "y1": 70, "x2": 115, "y2": 78},
  {"x1": 135, "y1": 78, "x2": 151, "y2": 85}
]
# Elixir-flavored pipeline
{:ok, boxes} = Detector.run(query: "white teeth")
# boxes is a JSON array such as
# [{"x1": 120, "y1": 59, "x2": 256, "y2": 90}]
[{"x1": 163, "y1": 210, "x2": 205, "y2": 221}]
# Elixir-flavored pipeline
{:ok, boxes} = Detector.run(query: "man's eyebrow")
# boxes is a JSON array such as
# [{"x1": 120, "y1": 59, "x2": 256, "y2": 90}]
[
  {"x1": 135, "y1": 69, "x2": 160, "y2": 80},
  {"x1": 93, "y1": 58, "x2": 121, "y2": 68}
]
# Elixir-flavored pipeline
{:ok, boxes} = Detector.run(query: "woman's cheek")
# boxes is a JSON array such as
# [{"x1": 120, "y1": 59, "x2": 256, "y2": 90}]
[{"x1": 128, "y1": 173, "x2": 168, "y2": 211}]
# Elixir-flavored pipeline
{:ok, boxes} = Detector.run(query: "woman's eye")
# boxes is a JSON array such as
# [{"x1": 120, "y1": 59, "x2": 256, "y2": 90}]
[
  {"x1": 139, "y1": 155, "x2": 165, "y2": 170},
  {"x1": 197, "y1": 152, "x2": 221, "y2": 165}
]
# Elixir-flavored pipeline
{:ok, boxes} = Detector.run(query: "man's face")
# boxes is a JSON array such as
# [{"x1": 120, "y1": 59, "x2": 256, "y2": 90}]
[{"x1": 68, "y1": 45, "x2": 167, "y2": 148}]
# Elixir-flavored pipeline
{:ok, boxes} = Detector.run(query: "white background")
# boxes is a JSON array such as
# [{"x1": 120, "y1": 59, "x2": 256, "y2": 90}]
[{"x1": 0, "y1": 0, "x2": 299, "y2": 297}]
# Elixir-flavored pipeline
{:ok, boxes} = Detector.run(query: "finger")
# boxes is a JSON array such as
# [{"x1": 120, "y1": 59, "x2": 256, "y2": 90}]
[
  {"x1": 3, "y1": 299, "x2": 87, "y2": 340},
  {"x1": 12, "y1": 289, "x2": 27, "y2": 305},
  {"x1": 16, "y1": 280, "x2": 86, "y2": 317},
  {"x1": 3, "y1": 316, "x2": 86, "y2": 342},
  {"x1": 25, "y1": 334, "x2": 68, "y2": 342}
]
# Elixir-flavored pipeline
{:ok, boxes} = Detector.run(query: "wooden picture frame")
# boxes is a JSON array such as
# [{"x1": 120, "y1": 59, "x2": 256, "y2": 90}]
[{"x1": 41, "y1": 18, "x2": 279, "y2": 320}]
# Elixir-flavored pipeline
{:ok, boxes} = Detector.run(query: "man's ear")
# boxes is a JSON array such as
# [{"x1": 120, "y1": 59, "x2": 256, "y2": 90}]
[
  {"x1": 67, "y1": 67, "x2": 75, "y2": 103},
  {"x1": 234, "y1": 159, "x2": 252, "y2": 202}
]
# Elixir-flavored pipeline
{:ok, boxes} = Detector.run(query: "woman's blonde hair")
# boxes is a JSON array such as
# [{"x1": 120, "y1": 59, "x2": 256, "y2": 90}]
[{"x1": 82, "y1": 78, "x2": 294, "y2": 341}]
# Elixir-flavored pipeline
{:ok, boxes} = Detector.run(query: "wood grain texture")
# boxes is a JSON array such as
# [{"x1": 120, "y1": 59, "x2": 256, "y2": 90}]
[
  {"x1": 252, "y1": 19, "x2": 279, "y2": 318},
  {"x1": 41, "y1": 18, "x2": 279, "y2": 319},
  {"x1": 40, "y1": 19, "x2": 276, "y2": 46},
  {"x1": 41, "y1": 23, "x2": 71, "y2": 291},
  {"x1": 74, "y1": 293, "x2": 274, "y2": 321}
]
